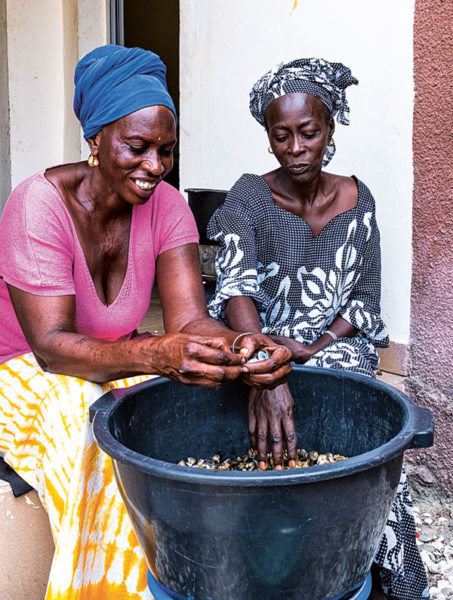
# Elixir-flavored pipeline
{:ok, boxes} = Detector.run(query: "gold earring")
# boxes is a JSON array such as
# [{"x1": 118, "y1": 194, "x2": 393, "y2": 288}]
[
  {"x1": 88, "y1": 154, "x2": 99, "y2": 168},
  {"x1": 268, "y1": 146, "x2": 274, "y2": 154}
]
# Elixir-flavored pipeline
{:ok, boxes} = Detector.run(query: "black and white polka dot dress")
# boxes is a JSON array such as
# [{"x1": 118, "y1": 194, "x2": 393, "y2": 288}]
[
  {"x1": 207, "y1": 173, "x2": 429, "y2": 600},
  {"x1": 208, "y1": 173, "x2": 389, "y2": 376}
]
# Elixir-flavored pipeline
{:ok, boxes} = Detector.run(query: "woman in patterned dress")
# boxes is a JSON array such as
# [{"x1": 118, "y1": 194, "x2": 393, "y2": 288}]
[{"x1": 207, "y1": 58, "x2": 429, "y2": 600}]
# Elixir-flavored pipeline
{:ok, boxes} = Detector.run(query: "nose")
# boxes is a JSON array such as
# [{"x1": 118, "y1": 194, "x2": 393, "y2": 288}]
[
  {"x1": 289, "y1": 135, "x2": 305, "y2": 156},
  {"x1": 142, "y1": 151, "x2": 165, "y2": 177}
]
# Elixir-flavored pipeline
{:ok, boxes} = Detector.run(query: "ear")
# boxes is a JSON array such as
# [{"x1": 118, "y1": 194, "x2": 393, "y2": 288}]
[
  {"x1": 328, "y1": 118, "x2": 335, "y2": 139},
  {"x1": 87, "y1": 132, "x2": 101, "y2": 157}
]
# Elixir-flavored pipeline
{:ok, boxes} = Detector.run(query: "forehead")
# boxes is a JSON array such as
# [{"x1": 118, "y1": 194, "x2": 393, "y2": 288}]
[
  {"x1": 265, "y1": 93, "x2": 328, "y2": 128},
  {"x1": 109, "y1": 105, "x2": 176, "y2": 139}
]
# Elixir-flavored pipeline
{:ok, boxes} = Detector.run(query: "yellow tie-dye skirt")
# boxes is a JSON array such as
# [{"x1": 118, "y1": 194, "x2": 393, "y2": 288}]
[{"x1": 0, "y1": 352, "x2": 155, "y2": 600}]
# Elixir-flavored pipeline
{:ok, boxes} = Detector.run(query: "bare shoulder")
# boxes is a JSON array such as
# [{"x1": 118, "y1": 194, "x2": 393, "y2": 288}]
[{"x1": 44, "y1": 162, "x2": 87, "y2": 191}]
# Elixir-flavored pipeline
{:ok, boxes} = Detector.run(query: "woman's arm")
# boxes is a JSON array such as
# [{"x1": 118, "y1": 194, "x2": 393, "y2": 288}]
[
  {"x1": 156, "y1": 244, "x2": 292, "y2": 386},
  {"x1": 338, "y1": 199, "x2": 389, "y2": 347},
  {"x1": 5, "y1": 242, "x2": 250, "y2": 385},
  {"x1": 7, "y1": 283, "x2": 247, "y2": 385},
  {"x1": 269, "y1": 315, "x2": 357, "y2": 363},
  {"x1": 225, "y1": 296, "x2": 355, "y2": 363},
  {"x1": 6, "y1": 243, "x2": 290, "y2": 387}
]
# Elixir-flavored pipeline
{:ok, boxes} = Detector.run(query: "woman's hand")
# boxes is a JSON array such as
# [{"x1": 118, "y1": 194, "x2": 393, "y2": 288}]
[
  {"x1": 234, "y1": 333, "x2": 293, "y2": 389},
  {"x1": 248, "y1": 382, "x2": 298, "y2": 470},
  {"x1": 144, "y1": 333, "x2": 247, "y2": 388},
  {"x1": 268, "y1": 335, "x2": 315, "y2": 364}
]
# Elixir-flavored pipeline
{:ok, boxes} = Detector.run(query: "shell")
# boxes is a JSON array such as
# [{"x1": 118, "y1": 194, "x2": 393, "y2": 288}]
[{"x1": 181, "y1": 448, "x2": 347, "y2": 471}]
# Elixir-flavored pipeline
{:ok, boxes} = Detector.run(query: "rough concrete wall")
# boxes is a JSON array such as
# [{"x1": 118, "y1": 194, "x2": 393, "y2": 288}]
[{"x1": 406, "y1": 0, "x2": 453, "y2": 498}]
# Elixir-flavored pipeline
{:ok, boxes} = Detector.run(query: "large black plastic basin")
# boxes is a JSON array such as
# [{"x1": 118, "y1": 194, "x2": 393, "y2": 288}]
[{"x1": 90, "y1": 366, "x2": 434, "y2": 600}]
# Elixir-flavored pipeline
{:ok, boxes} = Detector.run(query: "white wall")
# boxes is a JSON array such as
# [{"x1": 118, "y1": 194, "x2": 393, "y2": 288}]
[
  {"x1": 6, "y1": 0, "x2": 75, "y2": 187},
  {"x1": 180, "y1": 0, "x2": 414, "y2": 344},
  {"x1": 77, "y1": 0, "x2": 110, "y2": 160},
  {"x1": 5, "y1": 0, "x2": 108, "y2": 189}
]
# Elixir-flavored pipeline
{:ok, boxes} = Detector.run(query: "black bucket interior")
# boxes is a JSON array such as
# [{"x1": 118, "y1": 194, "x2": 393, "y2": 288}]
[{"x1": 110, "y1": 369, "x2": 405, "y2": 464}]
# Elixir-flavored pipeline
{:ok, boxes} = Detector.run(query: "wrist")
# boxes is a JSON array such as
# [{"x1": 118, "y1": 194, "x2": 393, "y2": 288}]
[
  {"x1": 310, "y1": 332, "x2": 336, "y2": 355},
  {"x1": 134, "y1": 334, "x2": 167, "y2": 375},
  {"x1": 293, "y1": 343, "x2": 314, "y2": 363}
]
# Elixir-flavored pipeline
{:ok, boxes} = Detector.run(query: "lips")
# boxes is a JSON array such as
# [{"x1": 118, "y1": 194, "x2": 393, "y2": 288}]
[{"x1": 287, "y1": 163, "x2": 310, "y2": 174}]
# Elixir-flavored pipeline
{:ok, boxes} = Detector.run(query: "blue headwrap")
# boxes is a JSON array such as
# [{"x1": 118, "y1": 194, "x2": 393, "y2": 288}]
[{"x1": 73, "y1": 44, "x2": 176, "y2": 140}]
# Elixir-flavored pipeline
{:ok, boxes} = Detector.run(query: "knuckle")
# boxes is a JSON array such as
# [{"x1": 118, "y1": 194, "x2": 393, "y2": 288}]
[
  {"x1": 215, "y1": 369, "x2": 228, "y2": 382},
  {"x1": 257, "y1": 433, "x2": 267, "y2": 442},
  {"x1": 178, "y1": 361, "x2": 191, "y2": 374},
  {"x1": 271, "y1": 434, "x2": 282, "y2": 444},
  {"x1": 184, "y1": 342, "x2": 197, "y2": 356}
]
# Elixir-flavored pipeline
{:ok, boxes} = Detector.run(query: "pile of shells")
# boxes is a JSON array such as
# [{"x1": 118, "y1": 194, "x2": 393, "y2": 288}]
[
  {"x1": 177, "y1": 448, "x2": 347, "y2": 471},
  {"x1": 414, "y1": 503, "x2": 453, "y2": 599}
]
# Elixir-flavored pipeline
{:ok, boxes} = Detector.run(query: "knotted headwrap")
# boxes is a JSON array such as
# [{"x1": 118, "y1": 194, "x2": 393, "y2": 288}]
[
  {"x1": 249, "y1": 58, "x2": 358, "y2": 165},
  {"x1": 74, "y1": 44, "x2": 176, "y2": 140}
]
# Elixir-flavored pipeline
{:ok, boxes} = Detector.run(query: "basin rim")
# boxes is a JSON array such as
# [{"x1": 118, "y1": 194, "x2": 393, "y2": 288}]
[{"x1": 91, "y1": 365, "x2": 432, "y2": 487}]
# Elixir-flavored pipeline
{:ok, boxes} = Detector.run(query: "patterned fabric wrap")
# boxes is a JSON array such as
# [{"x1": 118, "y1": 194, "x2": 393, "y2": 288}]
[
  {"x1": 74, "y1": 44, "x2": 176, "y2": 139},
  {"x1": 208, "y1": 173, "x2": 390, "y2": 372},
  {"x1": 249, "y1": 58, "x2": 358, "y2": 166},
  {"x1": 0, "y1": 353, "x2": 154, "y2": 600}
]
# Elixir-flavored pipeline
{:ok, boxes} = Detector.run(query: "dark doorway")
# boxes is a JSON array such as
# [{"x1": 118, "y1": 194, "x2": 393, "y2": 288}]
[{"x1": 112, "y1": 0, "x2": 180, "y2": 189}]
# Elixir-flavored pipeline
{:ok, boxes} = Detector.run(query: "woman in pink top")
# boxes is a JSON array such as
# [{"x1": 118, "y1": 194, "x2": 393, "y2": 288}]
[{"x1": 0, "y1": 45, "x2": 291, "y2": 600}]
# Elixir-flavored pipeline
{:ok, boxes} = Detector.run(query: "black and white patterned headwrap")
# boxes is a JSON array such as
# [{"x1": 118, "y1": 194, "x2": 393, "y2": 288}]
[{"x1": 250, "y1": 58, "x2": 358, "y2": 165}]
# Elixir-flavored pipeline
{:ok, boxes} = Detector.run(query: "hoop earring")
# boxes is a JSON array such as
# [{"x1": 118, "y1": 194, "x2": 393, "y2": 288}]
[
  {"x1": 268, "y1": 146, "x2": 274, "y2": 154},
  {"x1": 88, "y1": 154, "x2": 99, "y2": 168},
  {"x1": 327, "y1": 137, "x2": 336, "y2": 152}
]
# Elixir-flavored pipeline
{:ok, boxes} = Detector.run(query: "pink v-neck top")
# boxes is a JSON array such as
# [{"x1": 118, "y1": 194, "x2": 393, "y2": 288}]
[{"x1": 0, "y1": 171, "x2": 199, "y2": 364}]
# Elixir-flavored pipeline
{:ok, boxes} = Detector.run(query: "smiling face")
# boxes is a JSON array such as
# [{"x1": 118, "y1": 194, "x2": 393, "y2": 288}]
[
  {"x1": 265, "y1": 93, "x2": 334, "y2": 184},
  {"x1": 88, "y1": 105, "x2": 176, "y2": 205}
]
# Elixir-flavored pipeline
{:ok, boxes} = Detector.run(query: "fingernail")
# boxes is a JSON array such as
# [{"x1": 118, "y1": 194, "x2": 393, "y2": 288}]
[
  {"x1": 242, "y1": 366, "x2": 249, "y2": 372},
  {"x1": 288, "y1": 460, "x2": 296, "y2": 469},
  {"x1": 275, "y1": 464, "x2": 283, "y2": 471},
  {"x1": 239, "y1": 348, "x2": 249, "y2": 356},
  {"x1": 259, "y1": 461, "x2": 266, "y2": 470}
]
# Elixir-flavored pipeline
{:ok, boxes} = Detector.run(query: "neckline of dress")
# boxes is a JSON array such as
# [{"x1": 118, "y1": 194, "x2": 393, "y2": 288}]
[
  {"x1": 257, "y1": 174, "x2": 361, "y2": 239},
  {"x1": 39, "y1": 170, "x2": 137, "y2": 308}
]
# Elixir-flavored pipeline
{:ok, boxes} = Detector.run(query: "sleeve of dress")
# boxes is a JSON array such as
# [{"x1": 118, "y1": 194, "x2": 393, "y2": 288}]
[
  {"x1": 339, "y1": 207, "x2": 390, "y2": 348},
  {"x1": 0, "y1": 175, "x2": 76, "y2": 295},
  {"x1": 206, "y1": 175, "x2": 269, "y2": 323},
  {"x1": 151, "y1": 183, "x2": 199, "y2": 256}
]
